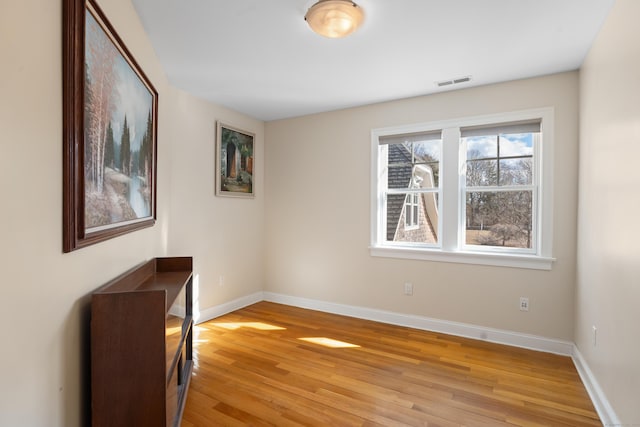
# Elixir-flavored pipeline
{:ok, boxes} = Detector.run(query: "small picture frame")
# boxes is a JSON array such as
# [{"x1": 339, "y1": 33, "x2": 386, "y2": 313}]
[{"x1": 216, "y1": 122, "x2": 255, "y2": 198}]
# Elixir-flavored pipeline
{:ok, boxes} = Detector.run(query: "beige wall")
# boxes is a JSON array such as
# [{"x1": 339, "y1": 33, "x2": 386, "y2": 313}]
[
  {"x1": 265, "y1": 72, "x2": 579, "y2": 340},
  {"x1": 0, "y1": 0, "x2": 263, "y2": 425},
  {"x1": 577, "y1": 0, "x2": 640, "y2": 423},
  {"x1": 166, "y1": 88, "x2": 265, "y2": 313}
]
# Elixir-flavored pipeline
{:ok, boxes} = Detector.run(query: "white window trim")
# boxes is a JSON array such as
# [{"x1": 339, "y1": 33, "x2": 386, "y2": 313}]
[{"x1": 370, "y1": 108, "x2": 555, "y2": 270}]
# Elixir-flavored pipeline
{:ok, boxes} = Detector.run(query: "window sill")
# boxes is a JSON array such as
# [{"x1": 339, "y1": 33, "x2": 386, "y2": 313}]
[{"x1": 369, "y1": 246, "x2": 555, "y2": 270}]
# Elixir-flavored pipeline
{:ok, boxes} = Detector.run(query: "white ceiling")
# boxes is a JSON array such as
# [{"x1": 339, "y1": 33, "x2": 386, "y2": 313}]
[{"x1": 131, "y1": 0, "x2": 614, "y2": 121}]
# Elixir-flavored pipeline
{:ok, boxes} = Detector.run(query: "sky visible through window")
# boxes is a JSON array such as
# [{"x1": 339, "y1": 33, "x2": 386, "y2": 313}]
[{"x1": 466, "y1": 133, "x2": 533, "y2": 158}]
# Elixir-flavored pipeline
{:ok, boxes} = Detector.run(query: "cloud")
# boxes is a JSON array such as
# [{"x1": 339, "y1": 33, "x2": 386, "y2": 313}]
[
  {"x1": 500, "y1": 133, "x2": 533, "y2": 157},
  {"x1": 466, "y1": 136, "x2": 497, "y2": 159}
]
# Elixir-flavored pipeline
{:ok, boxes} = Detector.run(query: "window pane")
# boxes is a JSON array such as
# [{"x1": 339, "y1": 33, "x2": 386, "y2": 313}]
[
  {"x1": 412, "y1": 163, "x2": 439, "y2": 189},
  {"x1": 499, "y1": 158, "x2": 533, "y2": 185},
  {"x1": 386, "y1": 193, "x2": 438, "y2": 244},
  {"x1": 413, "y1": 140, "x2": 440, "y2": 164},
  {"x1": 466, "y1": 159, "x2": 497, "y2": 186},
  {"x1": 466, "y1": 135, "x2": 497, "y2": 159},
  {"x1": 415, "y1": 137, "x2": 440, "y2": 185},
  {"x1": 387, "y1": 143, "x2": 412, "y2": 165},
  {"x1": 386, "y1": 193, "x2": 405, "y2": 240},
  {"x1": 388, "y1": 165, "x2": 412, "y2": 189},
  {"x1": 386, "y1": 141, "x2": 440, "y2": 190},
  {"x1": 499, "y1": 133, "x2": 534, "y2": 157},
  {"x1": 465, "y1": 190, "x2": 533, "y2": 249}
]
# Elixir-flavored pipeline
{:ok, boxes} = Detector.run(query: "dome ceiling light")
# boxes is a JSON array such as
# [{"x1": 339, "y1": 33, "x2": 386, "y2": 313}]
[{"x1": 304, "y1": 0, "x2": 364, "y2": 39}]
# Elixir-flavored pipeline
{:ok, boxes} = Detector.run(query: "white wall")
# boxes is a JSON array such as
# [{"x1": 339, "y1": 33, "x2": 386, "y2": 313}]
[
  {"x1": 0, "y1": 0, "x2": 263, "y2": 425},
  {"x1": 265, "y1": 72, "x2": 579, "y2": 341},
  {"x1": 577, "y1": 0, "x2": 640, "y2": 423}
]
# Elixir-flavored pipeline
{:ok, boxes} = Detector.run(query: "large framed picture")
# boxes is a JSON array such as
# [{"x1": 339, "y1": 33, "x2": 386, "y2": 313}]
[
  {"x1": 63, "y1": 0, "x2": 158, "y2": 252},
  {"x1": 216, "y1": 122, "x2": 255, "y2": 198}
]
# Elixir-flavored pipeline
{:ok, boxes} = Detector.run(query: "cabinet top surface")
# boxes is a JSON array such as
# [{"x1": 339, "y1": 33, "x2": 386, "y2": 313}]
[{"x1": 94, "y1": 257, "x2": 193, "y2": 295}]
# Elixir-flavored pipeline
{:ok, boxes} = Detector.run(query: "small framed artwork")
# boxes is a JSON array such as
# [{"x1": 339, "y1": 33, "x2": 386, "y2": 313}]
[
  {"x1": 62, "y1": 0, "x2": 158, "y2": 252},
  {"x1": 216, "y1": 122, "x2": 255, "y2": 198}
]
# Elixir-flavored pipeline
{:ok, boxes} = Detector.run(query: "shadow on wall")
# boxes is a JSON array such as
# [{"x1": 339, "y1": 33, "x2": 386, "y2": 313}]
[{"x1": 63, "y1": 294, "x2": 92, "y2": 427}]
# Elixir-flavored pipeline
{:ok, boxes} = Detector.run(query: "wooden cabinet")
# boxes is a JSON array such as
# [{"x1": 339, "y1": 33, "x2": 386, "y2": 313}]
[{"x1": 91, "y1": 257, "x2": 193, "y2": 427}]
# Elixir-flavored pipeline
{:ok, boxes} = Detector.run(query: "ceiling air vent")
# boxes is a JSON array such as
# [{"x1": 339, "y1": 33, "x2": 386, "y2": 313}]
[{"x1": 436, "y1": 76, "x2": 472, "y2": 87}]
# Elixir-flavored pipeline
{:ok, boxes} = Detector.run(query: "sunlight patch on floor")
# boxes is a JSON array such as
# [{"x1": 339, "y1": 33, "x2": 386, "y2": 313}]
[
  {"x1": 298, "y1": 337, "x2": 360, "y2": 348},
  {"x1": 214, "y1": 322, "x2": 286, "y2": 331}
]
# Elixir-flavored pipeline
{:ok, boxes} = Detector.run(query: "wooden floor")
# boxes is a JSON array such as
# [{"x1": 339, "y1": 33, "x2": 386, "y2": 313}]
[{"x1": 181, "y1": 302, "x2": 600, "y2": 427}]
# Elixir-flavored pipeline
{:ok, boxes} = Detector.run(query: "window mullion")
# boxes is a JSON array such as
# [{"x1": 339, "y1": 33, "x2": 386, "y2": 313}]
[
  {"x1": 466, "y1": 185, "x2": 536, "y2": 193},
  {"x1": 386, "y1": 188, "x2": 439, "y2": 195},
  {"x1": 441, "y1": 127, "x2": 460, "y2": 252}
]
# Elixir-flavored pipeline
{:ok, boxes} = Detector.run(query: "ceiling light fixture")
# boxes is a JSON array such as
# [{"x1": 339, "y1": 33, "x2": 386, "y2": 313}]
[{"x1": 305, "y1": 0, "x2": 364, "y2": 39}]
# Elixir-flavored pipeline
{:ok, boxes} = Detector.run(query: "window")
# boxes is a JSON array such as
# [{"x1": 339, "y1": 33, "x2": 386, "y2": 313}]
[{"x1": 370, "y1": 109, "x2": 554, "y2": 270}]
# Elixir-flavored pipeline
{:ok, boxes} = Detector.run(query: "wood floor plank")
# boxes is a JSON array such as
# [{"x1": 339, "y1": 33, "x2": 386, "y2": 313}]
[{"x1": 181, "y1": 302, "x2": 600, "y2": 426}]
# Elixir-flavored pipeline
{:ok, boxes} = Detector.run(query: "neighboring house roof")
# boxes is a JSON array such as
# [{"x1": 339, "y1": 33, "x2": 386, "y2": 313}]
[{"x1": 386, "y1": 144, "x2": 413, "y2": 241}]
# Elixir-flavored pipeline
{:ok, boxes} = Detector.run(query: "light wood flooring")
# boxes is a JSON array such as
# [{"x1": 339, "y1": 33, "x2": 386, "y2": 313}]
[{"x1": 181, "y1": 302, "x2": 600, "y2": 426}]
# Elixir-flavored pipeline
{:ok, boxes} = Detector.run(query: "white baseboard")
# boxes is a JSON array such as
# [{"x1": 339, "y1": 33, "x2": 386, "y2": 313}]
[
  {"x1": 195, "y1": 291, "x2": 263, "y2": 324},
  {"x1": 572, "y1": 346, "x2": 620, "y2": 426},
  {"x1": 198, "y1": 291, "x2": 616, "y2": 425},
  {"x1": 262, "y1": 292, "x2": 574, "y2": 356}
]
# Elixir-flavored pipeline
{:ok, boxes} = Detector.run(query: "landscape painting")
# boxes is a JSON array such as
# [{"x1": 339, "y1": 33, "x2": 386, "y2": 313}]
[
  {"x1": 84, "y1": 7, "x2": 155, "y2": 230},
  {"x1": 62, "y1": 0, "x2": 158, "y2": 252},
  {"x1": 216, "y1": 122, "x2": 255, "y2": 198}
]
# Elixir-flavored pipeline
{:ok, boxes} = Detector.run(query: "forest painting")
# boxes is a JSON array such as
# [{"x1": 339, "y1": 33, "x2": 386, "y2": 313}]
[
  {"x1": 62, "y1": 0, "x2": 157, "y2": 252},
  {"x1": 84, "y1": 6, "x2": 156, "y2": 230}
]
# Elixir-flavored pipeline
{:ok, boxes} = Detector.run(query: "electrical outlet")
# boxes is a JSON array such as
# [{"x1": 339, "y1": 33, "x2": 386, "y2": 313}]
[
  {"x1": 219, "y1": 275, "x2": 224, "y2": 286},
  {"x1": 404, "y1": 282, "x2": 413, "y2": 296},
  {"x1": 592, "y1": 325, "x2": 597, "y2": 347},
  {"x1": 519, "y1": 297, "x2": 529, "y2": 311}
]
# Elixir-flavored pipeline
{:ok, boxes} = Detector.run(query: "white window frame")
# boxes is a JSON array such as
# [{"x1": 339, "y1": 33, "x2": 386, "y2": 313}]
[{"x1": 370, "y1": 108, "x2": 555, "y2": 270}]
